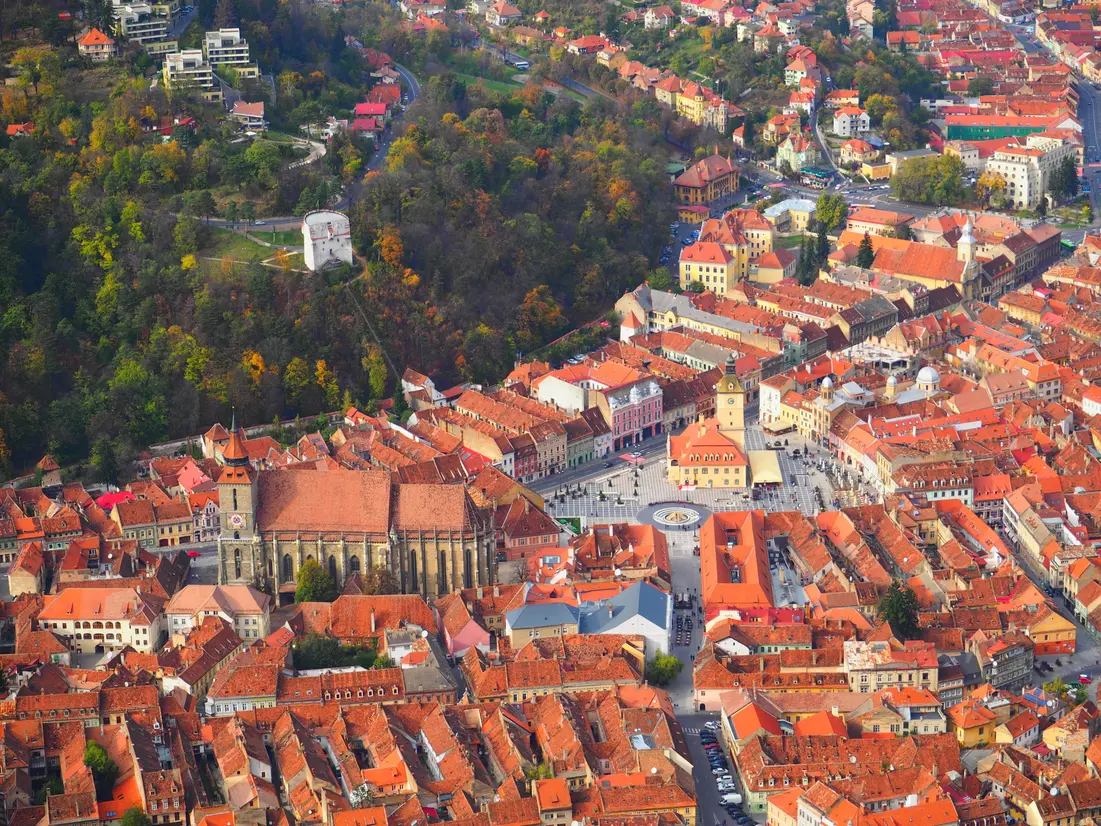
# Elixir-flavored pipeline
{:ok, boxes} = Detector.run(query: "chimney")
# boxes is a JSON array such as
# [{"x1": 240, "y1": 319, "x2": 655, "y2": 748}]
[
  {"x1": 608, "y1": 604, "x2": 614, "y2": 619},
  {"x1": 493, "y1": 585, "x2": 500, "y2": 597},
  {"x1": 477, "y1": 587, "x2": 483, "y2": 599},
  {"x1": 370, "y1": 608, "x2": 376, "y2": 634}
]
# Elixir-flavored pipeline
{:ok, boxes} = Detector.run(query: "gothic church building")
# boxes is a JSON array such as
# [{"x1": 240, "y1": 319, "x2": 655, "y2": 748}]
[{"x1": 216, "y1": 427, "x2": 495, "y2": 602}]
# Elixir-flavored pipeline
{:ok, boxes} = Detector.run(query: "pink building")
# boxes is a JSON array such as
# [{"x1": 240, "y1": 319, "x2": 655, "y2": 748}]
[
  {"x1": 533, "y1": 361, "x2": 663, "y2": 450},
  {"x1": 434, "y1": 593, "x2": 491, "y2": 658}
]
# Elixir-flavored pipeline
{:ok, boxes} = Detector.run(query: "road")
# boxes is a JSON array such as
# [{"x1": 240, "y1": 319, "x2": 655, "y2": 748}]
[
  {"x1": 812, "y1": 109, "x2": 840, "y2": 175},
  {"x1": 208, "y1": 62, "x2": 422, "y2": 234}
]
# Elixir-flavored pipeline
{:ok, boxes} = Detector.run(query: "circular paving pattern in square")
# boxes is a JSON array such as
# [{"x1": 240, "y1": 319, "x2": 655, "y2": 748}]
[{"x1": 637, "y1": 502, "x2": 712, "y2": 529}]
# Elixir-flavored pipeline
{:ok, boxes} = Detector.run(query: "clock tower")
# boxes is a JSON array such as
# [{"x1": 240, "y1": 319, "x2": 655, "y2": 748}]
[
  {"x1": 715, "y1": 354, "x2": 746, "y2": 451},
  {"x1": 217, "y1": 415, "x2": 262, "y2": 586}
]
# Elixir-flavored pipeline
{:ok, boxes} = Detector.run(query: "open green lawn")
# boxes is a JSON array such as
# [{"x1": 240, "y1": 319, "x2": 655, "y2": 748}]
[
  {"x1": 202, "y1": 228, "x2": 270, "y2": 260},
  {"x1": 455, "y1": 73, "x2": 522, "y2": 95},
  {"x1": 775, "y1": 234, "x2": 806, "y2": 249},
  {"x1": 253, "y1": 230, "x2": 302, "y2": 246}
]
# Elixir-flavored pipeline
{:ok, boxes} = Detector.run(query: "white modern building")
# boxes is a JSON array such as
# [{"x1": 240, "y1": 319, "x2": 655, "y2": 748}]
[
  {"x1": 302, "y1": 210, "x2": 354, "y2": 271},
  {"x1": 163, "y1": 49, "x2": 222, "y2": 102},
  {"x1": 832, "y1": 106, "x2": 870, "y2": 137},
  {"x1": 203, "y1": 27, "x2": 259, "y2": 79}
]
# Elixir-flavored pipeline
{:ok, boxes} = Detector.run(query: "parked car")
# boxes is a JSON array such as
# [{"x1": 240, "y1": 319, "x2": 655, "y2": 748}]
[{"x1": 1081, "y1": 675, "x2": 1092, "y2": 685}]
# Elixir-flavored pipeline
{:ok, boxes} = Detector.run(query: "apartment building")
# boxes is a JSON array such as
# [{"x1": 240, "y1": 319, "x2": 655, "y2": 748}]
[
  {"x1": 203, "y1": 27, "x2": 259, "y2": 78},
  {"x1": 985, "y1": 135, "x2": 1077, "y2": 209},
  {"x1": 163, "y1": 49, "x2": 222, "y2": 102}
]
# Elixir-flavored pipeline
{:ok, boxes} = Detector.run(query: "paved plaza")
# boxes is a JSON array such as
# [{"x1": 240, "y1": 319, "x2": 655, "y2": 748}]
[{"x1": 542, "y1": 423, "x2": 836, "y2": 528}]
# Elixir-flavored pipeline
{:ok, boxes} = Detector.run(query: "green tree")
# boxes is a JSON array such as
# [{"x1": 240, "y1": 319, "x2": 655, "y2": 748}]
[
  {"x1": 645, "y1": 652, "x2": 684, "y2": 686},
  {"x1": 373, "y1": 656, "x2": 396, "y2": 669},
  {"x1": 856, "y1": 232, "x2": 875, "y2": 269},
  {"x1": 295, "y1": 558, "x2": 337, "y2": 603},
  {"x1": 91, "y1": 438, "x2": 119, "y2": 485},
  {"x1": 890, "y1": 155, "x2": 966, "y2": 205},
  {"x1": 967, "y1": 77, "x2": 995, "y2": 97},
  {"x1": 359, "y1": 565, "x2": 401, "y2": 595},
  {"x1": 815, "y1": 224, "x2": 830, "y2": 269},
  {"x1": 877, "y1": 580, "x2": 920, "y2": 640},
  {"x1": 1036, "y1": 196, "x2": 1047, "y2": 217},
  {"x1": 33, "y1": 778, "x2": 64, "y2": 804},
  {"x1": 1057, "y1": 156, "x2": 1079, "y2": 199},
  {"x1": 524, "y1": 762, "x2": 555, "y2": 781},
  {"x1": 815, "y1": 192, "x2": 848, "y2": 231},
  {"x1": 648, "y1": 267, "x2": 674, "y2": 291},
  {"x1": 1043, "y1": 678, "x2": 1068, "y2": 698},
  {"x1": 121, "y1": 808, "x2": 152, "y2": 826},
  {"x1": 84, "y1": 740, "x2": 119, "y2": 801},
  {"x1": 283, "y1": 357, "x2": 312, "y2": 407},
  {"x1": 293, "y1": 633, "x2": 346, "y2": 669}
]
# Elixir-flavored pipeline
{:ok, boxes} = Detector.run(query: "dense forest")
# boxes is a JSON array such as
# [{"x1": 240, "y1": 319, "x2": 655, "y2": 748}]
[{"x1": 0, "y1": 0, "x2": 674, "y2": 481}]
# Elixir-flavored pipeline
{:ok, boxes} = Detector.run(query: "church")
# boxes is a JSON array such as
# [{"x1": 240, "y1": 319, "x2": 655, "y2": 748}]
[
  {"x1": 216, "y1": 426, "x2": 495, "y2": 603},
  {"x1": 666, "y1": 354, "x2": 750, "y2": 489}
]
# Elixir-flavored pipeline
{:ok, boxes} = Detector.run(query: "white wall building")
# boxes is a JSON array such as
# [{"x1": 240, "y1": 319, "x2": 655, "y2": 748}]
[
  {"x1": 302, "y1": 210, "x2": 354, "y2": 272},
  {"x1": 37, "y1": 588, "x2": 166, "y2": 654},
  {"x1": 163, "y1": 49, "x2": 221, "y2": 102},
  {"x1": 985, "y1": 135, "x2": 1078, "y2": 209}
]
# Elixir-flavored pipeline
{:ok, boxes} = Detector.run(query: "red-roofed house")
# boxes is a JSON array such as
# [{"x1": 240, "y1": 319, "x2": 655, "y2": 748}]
[{"x1": 78, "y1": 28, "x2": 118, "y2": 60}]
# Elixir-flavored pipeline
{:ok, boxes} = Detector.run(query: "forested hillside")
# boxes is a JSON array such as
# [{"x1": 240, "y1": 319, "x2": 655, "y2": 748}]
[{"x1": 0, "y1": 1, "x2": 674, "y2": 481}]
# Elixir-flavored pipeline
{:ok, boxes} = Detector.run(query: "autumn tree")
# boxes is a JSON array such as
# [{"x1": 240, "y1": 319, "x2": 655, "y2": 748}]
[
  {"x1": 515, "y1": 286, "x2": 565, "y2": 353},
  {"x1": 975, "y1": 171, "x2": 1007, "y2": 208}
]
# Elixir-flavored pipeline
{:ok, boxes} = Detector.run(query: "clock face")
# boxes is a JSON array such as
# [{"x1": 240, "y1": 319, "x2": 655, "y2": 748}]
[
  {"x1": 727, "y1": 397, "x2": 736, "y2": 404},
  {"x1": 229, "y1": 513, "x2": 244, "y2": 528}
]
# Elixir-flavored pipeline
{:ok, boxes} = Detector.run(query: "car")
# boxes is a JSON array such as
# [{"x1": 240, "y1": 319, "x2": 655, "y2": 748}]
[
  {"x1": 712, "y1": 768, "x2": 729, "y2": 776},
  {"x1": 254, "y1": 220, "x2": 266, "y2": 226},
  {"x1": 631, "y1": 451, "x2": 642, "y2": 458},
  {"x1": 704, "y1": 721, "x2": 720, "y2": 730},
  {"x1": 1081, "y1": 675, "x2": 1093, "y2": 685},
  {"x1": 187, "y1": 550, "x2": 201, "y2": 558}
]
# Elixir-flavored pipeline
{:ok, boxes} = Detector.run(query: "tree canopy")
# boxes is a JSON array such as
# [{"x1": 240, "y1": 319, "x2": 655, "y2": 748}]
[
  {"x1": 84, "y1": 741, "x2": 119, "y2": 802},
  {"x1": 645, "y1": 652, "x2": 684, "y2": 686},
  {"x1": 295, "y1": 559, "x2": 338, "y2": 603},
  {"x1": 877, "y1": 581, "x2": 920, "y2": 640}
]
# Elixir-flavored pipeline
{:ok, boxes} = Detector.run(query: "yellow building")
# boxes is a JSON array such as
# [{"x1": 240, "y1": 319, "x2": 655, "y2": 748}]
[
  {"x1": 667, "y1": 355, "x2": 748, "y2": 489},
  {"x1": 504, "y1": 602, "x2": 580, "y2": 647},
  {"x1": 676, "y1": 82, "x2": 708, "y2": 123},
  {"x1": 947, "y1": 700, "x2": 996, "y2": 747},
  {"x1": 674, "y1": 154, "x2": 740, "y2": 205},
  {"x1": 679, "y1": 241, "x2": 738, "y2": 294}
]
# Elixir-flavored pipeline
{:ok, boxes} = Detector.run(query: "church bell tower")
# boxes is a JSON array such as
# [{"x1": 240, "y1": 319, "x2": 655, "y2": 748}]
[
  {"x1": 217, "y1": 414, "x2": 263, "y2": 586},
  {"x1": 715, "y1": 354, "x2": 747, "y2": 451}
]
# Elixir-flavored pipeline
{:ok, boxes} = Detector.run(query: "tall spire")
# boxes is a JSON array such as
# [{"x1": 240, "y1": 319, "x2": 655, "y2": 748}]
[{"x1": 223, "y1": 409, "x2": 249, "y2": 466}]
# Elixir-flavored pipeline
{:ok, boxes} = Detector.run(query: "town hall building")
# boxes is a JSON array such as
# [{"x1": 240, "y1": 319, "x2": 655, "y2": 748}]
[{"x1": 666, "y1": 354, "x2": 750, "y2": 489}]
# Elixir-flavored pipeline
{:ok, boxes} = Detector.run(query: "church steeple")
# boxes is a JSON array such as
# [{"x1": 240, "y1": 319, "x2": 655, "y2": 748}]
[{"x1": 223, "y1": 409, "x2": 249, "y2": 467}]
